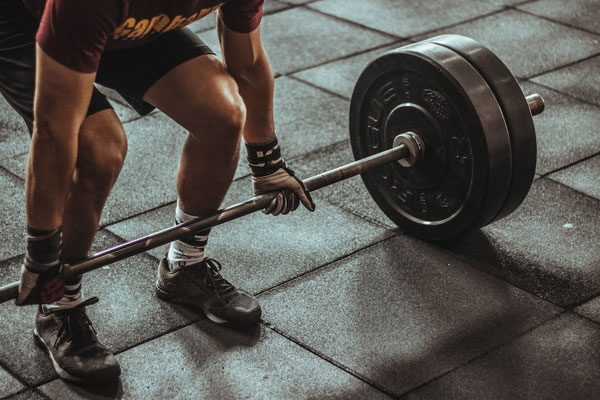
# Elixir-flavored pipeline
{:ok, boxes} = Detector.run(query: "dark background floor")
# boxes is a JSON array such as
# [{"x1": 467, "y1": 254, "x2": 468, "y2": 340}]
[{"x1": 1, "y1": 0, "x2": 600, "y2": 398}]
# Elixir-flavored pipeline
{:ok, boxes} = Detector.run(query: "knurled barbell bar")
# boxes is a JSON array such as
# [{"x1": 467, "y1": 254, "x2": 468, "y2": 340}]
[{"x1": 0, "y1": 34, "x2": 544, "y2": 304}]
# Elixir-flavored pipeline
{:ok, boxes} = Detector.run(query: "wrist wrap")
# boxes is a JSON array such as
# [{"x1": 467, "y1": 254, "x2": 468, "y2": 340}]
[{"x1": 245, "y1": 137, "x2": 286, "y2": 177}]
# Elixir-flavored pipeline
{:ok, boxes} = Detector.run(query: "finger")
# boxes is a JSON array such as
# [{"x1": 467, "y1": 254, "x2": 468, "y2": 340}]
[
  {"x1": 271, "y1": 193, "x2": 285, "y2": 216},
  {"x1": 295, "y1": 185, "x2": 315, "y2": 211},
  {"x1": 290, "y1": 176, "x2": 315, "y2": 211},
  {"x1": 290, "y1": 192, "x2": 300, "y2": 212},
  {"x1": 281, "y1": 191, "x2": 295, "y2": 215},
  {"x1": 278, "y1": 192, "x2": 289, "y2": 215},
  {"x1": 265, "y1": 195, "x2": 280, "y2": 214}
]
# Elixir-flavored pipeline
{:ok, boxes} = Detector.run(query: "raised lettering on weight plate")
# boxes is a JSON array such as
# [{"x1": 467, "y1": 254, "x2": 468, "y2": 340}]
[
  {"x1": 435, "y1": 192, "x2": 453, "y2": 209},
  {"x1": 403, "y1": 74, "x2": 411, "y2": 99},
  {"x1": 377, "y1": 82, "x2": 398, "y2": 105},
  {"x1": 397, "y1": 188, "x2": 413, "y2": 206},
  {"x1": 420, "y1": 192, "x2": 429, "y2": 215},
  {"x1": 450, "y1": 137, "x2": 469, "y2": 165},
  {"x1": 367, "y1": 100, "x2": 383, "y2": 149}
]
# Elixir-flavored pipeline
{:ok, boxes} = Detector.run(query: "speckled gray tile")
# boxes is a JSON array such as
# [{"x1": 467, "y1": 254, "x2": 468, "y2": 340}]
[
  {"x1": 200, "y1": 7, "x2": 395, "y2": 75},
  {"x1": 518, "y1": 0, "x2": 600, "y2": 34},
  {"x1": 107, "y1": 175, "x2": 392, "y2": 295},
  {"x1": 532, "y1": 55, "x2": 600, "y2": 107},
  {"x1": 4, "y1": 388, "x2": 46, "y2": 400},
  {"x1": 272, "y1": 77, "x2": 349, "y2": 161},
  {"x1": 0, "y1": 169, "x2": 25, "y2": 262},
  {"x1": 575, "y1": 296, "x2": 600, "y2": 324},
  {"x1": 0, "y1": 230, "x2": 200, "y2": 386},
  {"x1": 260, "y1": 235, "x2": 559, "y2": 396},
  {"x1": 292, "y1": 140, "x2": 397, "y2": 230},
  {"x1": 549, "y1": 154, "x2": 600, "y2": 201},
  {"x1": 420, "y1": 9, "x2": 600, "y2": 78},
  {"x1": 39, "y1": 322, "x2": 391, "y2": 400},
  {"x1": 443, "y1": 178, "x2": 600, "y2": 307},
  {"x1": 0, "y1": 367, "x2": 23, "y2": 399},
  {"x1": 309, "y1": 0, "x2": 503, "y2": 38},
  {"x1": 293, "y1": 43, "x2": 405, "y2": 98},
  {"x1": 520, "y1": 82, "x2": 600, "y2": 175},
  {"x1": 0, "y1": 95, "x2": 29, "y2": 162},
  {"x1": 401, "y1": 313, "x2": 600, "y2": 400},
  {"x1": 189, "y1": 0, "x2": 290, "y2": 33}
]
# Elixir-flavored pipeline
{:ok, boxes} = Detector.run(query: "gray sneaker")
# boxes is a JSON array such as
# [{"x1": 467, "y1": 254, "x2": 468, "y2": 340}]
[
  {"x1": 33, "y1": 297, "x2": 121, "y2": 383},
  {"x1": 155, "y1": 257, "x2": 261, "y2": 326}
]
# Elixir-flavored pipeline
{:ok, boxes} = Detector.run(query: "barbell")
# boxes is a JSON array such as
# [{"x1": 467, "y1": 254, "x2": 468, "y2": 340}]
[{"x1": 0, "y1": 34, "x2": 543, "y2": 304}]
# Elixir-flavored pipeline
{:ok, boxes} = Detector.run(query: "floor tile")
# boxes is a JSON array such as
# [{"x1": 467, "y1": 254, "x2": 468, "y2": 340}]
[
  {"x1": 443, "y1": 178, "x2": 600, "y2": 307},
  {"x1": 199, "y1": 7, "x2": 395, "y2": 75},
  {"x1": 521, "y1": 82, "x2": 600, "y2": 175},
  {"x1": 0, "y1": 368, "x2": 23, "y2": 399},
  {"x1": 189, "y1": 1, "x2": 290, "y2": 33},
  {"x1": 548, "y1": 154, "x2": 600, "y2": 201},
  {"x1": 0, "y1": 169, "x2": 25, "y2": 262},
  {"x1": 309, "y1": 0, "x2": 503, "y2": 38},
  {"x1": 0, "y1": 230, "x2": 200, "y2": 386},
  {"x1": 3, "y1": 388, "x2": 46, "y2": 400},
  {"x1": 575, "y1": 296, "x2": 600, "y2": 324},
  {"x1": 292, "y1": 43, "x2": 405, "y2": 99},
  {"x1": 532, "y1": 55, "x2": 600, "y2": 106},
  {"x1": 0, "y1": 96, "x2": 29, "y2": 162},
  {"x1": 291, "y1": 140, "x2": 398, "y2": 230},
  {"x1": 39, "y1": 322, "x2": 391, "y2": 400},
  {"x1": 260, "y1": 235, "x2": 559, "y2": 396},
  {"x1": 518, "y1": 0, "x2": 600, "y2": 34},
  {"x1": 420, "y1": 9, "x2": 600, "y2": 78},
  {"x1": 401, "y1": 313, "x2": 600, "y2": 400},
  {"x1": 107, "y1": 176, "x2": 393, "y2": 295}
]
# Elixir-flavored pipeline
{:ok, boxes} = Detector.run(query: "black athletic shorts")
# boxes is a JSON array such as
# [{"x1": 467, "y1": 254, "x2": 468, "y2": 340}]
[{"x1": 0, "y1": 0, "x2": 215, "y2": 133}]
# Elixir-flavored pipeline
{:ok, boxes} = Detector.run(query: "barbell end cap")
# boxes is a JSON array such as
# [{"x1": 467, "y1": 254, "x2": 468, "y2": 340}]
[
  {"x1": 526, "y1": 94, "x2": 545, "y2": 116},
  {"x1": 393, "y1": 132, "x2": 425, "y2": 168}
]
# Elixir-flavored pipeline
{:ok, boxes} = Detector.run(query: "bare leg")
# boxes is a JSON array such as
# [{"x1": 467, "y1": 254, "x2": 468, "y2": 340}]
[
  {"x1": 61, "y1": 109, "x2": 127, "y2": 263},
  {"x1": 143, "y1": 55, "x2": 245, "y2": 216}
]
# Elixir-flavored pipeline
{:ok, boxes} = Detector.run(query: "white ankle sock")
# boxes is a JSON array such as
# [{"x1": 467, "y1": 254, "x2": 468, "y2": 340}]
[{"x1": 167, "y1": 200, "x2": 210, "y2": 269}]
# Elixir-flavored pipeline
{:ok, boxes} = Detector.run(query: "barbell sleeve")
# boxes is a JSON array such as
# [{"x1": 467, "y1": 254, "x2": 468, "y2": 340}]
[{"x1": 0, "y1": 143, "x2": 410, "y2": 304}]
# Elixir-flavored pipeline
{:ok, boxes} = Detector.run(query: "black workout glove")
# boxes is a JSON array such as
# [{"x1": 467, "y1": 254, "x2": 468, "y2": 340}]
[
  {"x1": 15, "y1": 227, "x2": 65, "y2": 305},
  {"x1": 246, "y1": 137, "x2": 315, "y2": 216}
]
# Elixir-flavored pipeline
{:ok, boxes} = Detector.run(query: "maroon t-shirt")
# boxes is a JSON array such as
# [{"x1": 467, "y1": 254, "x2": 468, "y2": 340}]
[{"x1": 22, "y1": 0, "x2": 264, "y2": 73}]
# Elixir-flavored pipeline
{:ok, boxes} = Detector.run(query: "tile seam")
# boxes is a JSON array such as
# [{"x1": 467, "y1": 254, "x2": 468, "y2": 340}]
[
  {"x1": 396, "y1": 311, "x2": 567, "y2": 398},
  {"x1": 512, "y1": 7, "x2": 600, "y2": 37},
  {"x1": 263, "y1": 323, "x2": 397, "y2": 398}
]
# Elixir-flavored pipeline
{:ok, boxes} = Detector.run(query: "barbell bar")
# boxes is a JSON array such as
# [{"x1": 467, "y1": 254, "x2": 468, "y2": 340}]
[
  {"x1": 0, "y1": 35, "x2": 545, "y2": 304},
  {"x1": 0, "y1": 140, "x2": 414, "y2": 304}
]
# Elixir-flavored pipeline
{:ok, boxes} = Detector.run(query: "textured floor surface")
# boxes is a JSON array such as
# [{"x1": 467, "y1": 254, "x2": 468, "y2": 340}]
[{"x1": 1, "y1": 0, "x2": 600, "y2": 399}]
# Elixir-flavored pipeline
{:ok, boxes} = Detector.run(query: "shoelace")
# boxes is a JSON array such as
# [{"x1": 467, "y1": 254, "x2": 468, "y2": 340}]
[
  {"x1": 42, "y1": 297, "x2": 99, "y2": 349},
  {"x1": 194, "y1": 259, "x2": 235, "y2": 299}
]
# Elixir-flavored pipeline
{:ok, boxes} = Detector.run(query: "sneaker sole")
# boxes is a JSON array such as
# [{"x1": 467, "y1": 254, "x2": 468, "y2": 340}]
[
  {"x1": 33, "y1": 328, "x2": 84, "y2": 383},
  {"x1": 154, "y1": 284, "x2": 241, "y2": 325},
  {"x1": 33, "y1": 329, "x2": 120, "y2": 384}
]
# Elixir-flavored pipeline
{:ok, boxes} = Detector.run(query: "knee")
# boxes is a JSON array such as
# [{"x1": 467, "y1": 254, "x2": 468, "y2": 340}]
[
  {"x1": 76, "y1": 115, "x2": 128, "y2": 193},
  {"x1": 190, "y1": 85, "x2": 246, "y2": 144}
]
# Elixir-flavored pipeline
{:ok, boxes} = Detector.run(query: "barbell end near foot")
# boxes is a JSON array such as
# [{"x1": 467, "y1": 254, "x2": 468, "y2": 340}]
[{"x1": 526, "y1": 94, "x2": 545, "y2": 116}]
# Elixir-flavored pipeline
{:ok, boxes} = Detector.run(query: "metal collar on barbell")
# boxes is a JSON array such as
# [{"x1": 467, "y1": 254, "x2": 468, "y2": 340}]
[{"x1": 393, "y1": 132, "x2": 425, "y2": 168}]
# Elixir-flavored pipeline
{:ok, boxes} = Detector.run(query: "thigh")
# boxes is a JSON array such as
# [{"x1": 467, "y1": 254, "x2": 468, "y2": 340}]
[
  {"x1": 0, "y1": 0, "x2": 113, "y2": 134},
  {"x1": 142, "y1": 53, "x2": 243, "y2": 134},
  {"x1": 96, "y1": 27, "x2": 215, "y2": 117}
]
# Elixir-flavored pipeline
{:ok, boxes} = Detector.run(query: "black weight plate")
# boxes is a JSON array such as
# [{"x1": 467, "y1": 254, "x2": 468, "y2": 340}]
[
  {"x1": 427, "y1": 34, "x2": 537, "y2": 221},
  {"x1": 349, "y1": 41, "x2": 512, "y2": 241}
]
